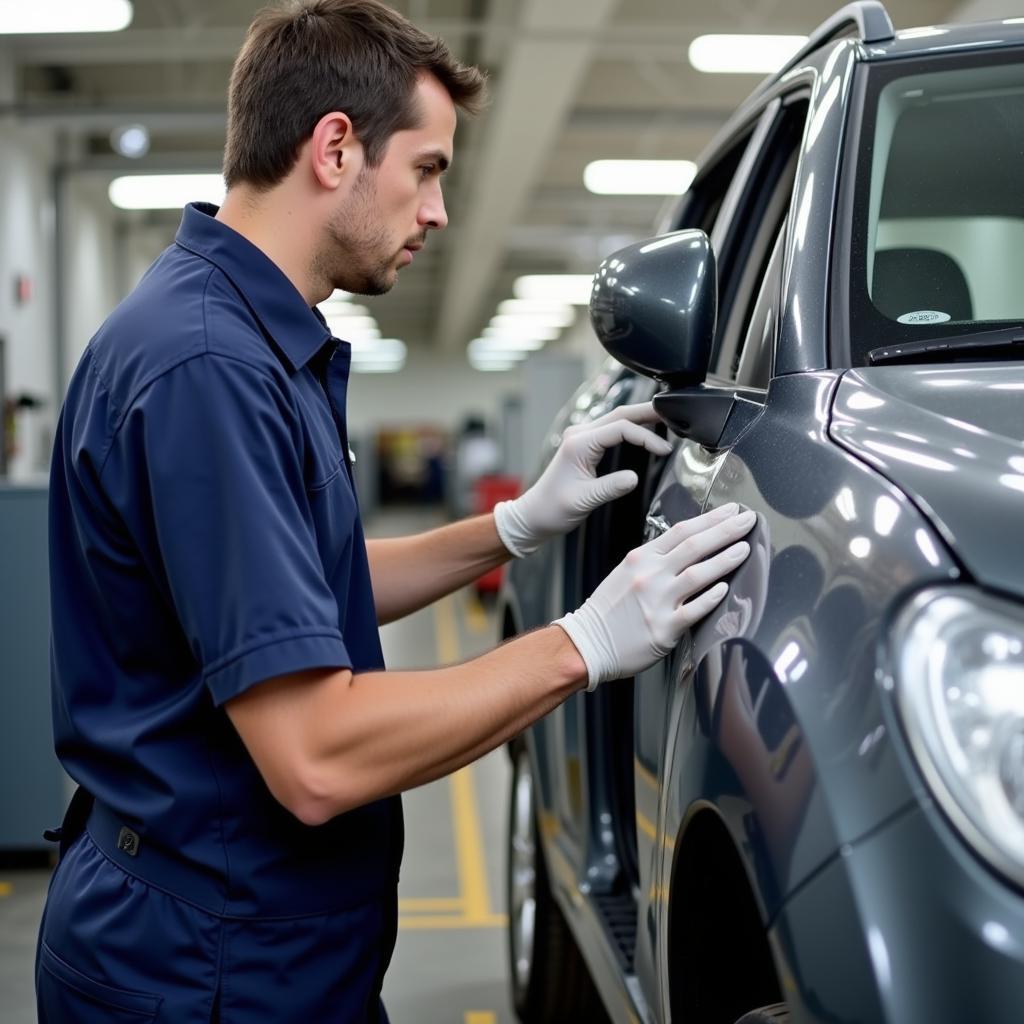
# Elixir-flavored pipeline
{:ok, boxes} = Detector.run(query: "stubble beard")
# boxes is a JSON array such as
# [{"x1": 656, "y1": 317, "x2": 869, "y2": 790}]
[{"x1": 315, "y1": 167, "x2": 398, "y2": 297}]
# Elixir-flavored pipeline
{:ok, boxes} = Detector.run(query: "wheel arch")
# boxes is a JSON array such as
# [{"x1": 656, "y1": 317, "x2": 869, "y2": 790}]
[{"x1": 666, "y1": 804, "x2": 784, "y2": 1023}]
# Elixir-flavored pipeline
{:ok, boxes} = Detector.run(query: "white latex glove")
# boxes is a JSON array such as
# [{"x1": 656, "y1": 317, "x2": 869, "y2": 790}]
[
  {"x1": 554, "y1": 504, "x2": 757, "y2": 690},
  {"x1": 494, "y1": 403, "x2": 673, "y2": 558}
]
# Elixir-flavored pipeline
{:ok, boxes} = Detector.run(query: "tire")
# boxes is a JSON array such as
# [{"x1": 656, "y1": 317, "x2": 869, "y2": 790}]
[
  {"x1": 734, "y1": 1004, "x2": 791, "y2": 1024},
  {"x1": 506, "y1": 740, "x2": 609, "y2": 1024}
]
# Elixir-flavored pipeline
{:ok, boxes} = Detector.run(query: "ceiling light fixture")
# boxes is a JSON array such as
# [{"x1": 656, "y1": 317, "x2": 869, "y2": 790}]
[
  {"x1": 513, "y1": 275, "x2": 595, "y2": 305},
  {"x1": 0, "y1": 0, "x2": 133, "y2": 33},
  {"x1": 351, "y1": 338, "x2": 407, "y2": 373},
  {"x1": 482, "y1": 325, "x2": 558, "y2": 344},
  {"x1": 108, "y1": 173, "x2": 224, "y2": 210},
  {"x1": 496, "y1": 299, "x2": 575, "y2": 318},
  {"x1": 111, "y1": 124, "x2": 149, "y2": 159},
  {"x1": 688, "y1": 34, "x2": 807, "y2": 74},
  {"x1": 468, "y1": 350, "x2": 521, "y2": 371},
  {"x1": 584, "y1": 159, "x2": 697, "y2": 196},
  {"x1": 469, "y1": 338, "x2": 539, "y2": 356},
  {"x1": 490, "y1": 310, "x2": 574, "y2": 330}
]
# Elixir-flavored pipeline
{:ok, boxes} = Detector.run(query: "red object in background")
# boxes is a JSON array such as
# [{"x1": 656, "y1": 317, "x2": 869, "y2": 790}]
[
  {"x1": 14, "y1": 274, "x2": 32, "y2": 306},
  {"x1": 473, "y1": 474, "x2": 520, "y2": 593}
]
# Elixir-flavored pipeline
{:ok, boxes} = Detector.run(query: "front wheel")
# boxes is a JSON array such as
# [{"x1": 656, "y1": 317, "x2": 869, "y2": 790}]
[{"x1": 506, "y1": 739, "x2": 609, "y2": 1024}]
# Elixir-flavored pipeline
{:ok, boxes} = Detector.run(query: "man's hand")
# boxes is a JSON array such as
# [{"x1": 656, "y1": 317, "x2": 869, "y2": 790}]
[
  {"x1": 494, "y1": 402, "x2": 673, "y2": 558},
  {"x1": 554, "y1": 504, "x2": 756, "y2": 690}
]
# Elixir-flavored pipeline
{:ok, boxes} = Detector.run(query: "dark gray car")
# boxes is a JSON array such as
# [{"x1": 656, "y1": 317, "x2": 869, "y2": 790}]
[{"x1": 498, "y1": 4, "x2": 1024, "y2": 1022}]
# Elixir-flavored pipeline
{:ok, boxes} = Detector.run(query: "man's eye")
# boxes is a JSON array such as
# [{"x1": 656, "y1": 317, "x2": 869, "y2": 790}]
[{"x1": 419, "y1": 165, "x2": 435, "y2": 178}]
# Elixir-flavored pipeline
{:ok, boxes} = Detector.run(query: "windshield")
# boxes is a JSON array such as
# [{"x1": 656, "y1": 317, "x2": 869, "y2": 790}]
[{"x1": 844, "y1": 53, "x2": 1024, "y2": 366}]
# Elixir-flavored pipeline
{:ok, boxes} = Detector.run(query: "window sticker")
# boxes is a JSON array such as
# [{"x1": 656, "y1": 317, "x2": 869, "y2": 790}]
[{"x1": 896, "y1": 310, "x2": 952, "y2": 325}]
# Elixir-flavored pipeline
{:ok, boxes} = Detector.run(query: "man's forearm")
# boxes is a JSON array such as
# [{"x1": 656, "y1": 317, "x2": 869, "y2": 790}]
[
  {"x1": 226, "y1": 624, "x2": 586, "y2": 825},
  {"x1": 366, "y1": 513, "x2": 511, "y2": 624}
]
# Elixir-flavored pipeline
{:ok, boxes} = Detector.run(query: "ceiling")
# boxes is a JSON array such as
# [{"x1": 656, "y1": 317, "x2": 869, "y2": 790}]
[{"x1": 0, "y1": 0, "x2": 991, "y2": 357}]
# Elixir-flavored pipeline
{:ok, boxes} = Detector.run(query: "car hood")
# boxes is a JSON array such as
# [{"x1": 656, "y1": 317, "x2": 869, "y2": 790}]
[{"x1": 830, "y1": 362, "x2": 1024, "y2": 599}]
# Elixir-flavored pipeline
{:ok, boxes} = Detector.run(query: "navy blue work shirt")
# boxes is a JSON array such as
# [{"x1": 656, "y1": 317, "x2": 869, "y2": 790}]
[{"x1": 48, "y1": 202, "x2": 402, "y2": 918}]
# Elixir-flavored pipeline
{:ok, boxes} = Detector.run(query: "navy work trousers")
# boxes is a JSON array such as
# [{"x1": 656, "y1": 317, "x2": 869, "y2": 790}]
[{"x1": 36, "y1": 833, "x2": 396, "y2": 1023}]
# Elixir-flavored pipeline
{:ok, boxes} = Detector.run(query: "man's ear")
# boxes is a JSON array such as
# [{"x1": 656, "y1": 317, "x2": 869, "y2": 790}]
[{"x1": 310, "y1": 111, "x2": 361, "y2": 189}]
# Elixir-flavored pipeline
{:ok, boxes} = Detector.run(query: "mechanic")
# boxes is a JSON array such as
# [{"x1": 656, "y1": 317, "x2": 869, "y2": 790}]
[{"x1": 36, "y1": 1, "x2": 756, "y2": 1020}]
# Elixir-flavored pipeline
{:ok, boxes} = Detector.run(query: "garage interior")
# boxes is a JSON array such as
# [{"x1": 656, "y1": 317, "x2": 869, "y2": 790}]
[{"x1": 0, "y1": 1, "x2": 1014, "y2": 1022}]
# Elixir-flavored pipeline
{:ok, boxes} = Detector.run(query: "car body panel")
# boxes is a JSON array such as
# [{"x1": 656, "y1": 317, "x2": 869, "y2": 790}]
[
  {"x1": 772, "y1": 798, "x2": 1024, "y2": 1024},
  {"x1": 644, "y1": 372, "x2": 960, "y2": 1018},
  {"x1": 830, "y1": 363, "x2": 1024, "y2": 599}
]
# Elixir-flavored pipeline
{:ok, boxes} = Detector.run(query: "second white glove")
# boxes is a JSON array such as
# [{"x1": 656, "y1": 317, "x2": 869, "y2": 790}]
[
  {"x1": 494, "y1": 402, "x2": 673, "y2": 558},
  {"x1": 554, "y1": 504, "x2": 756, "y2": 690}
]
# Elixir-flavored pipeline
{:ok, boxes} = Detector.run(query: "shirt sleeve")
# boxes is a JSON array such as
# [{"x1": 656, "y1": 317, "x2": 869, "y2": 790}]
[{"x1": 101, "y1": 352, "x2": 351, "y2": 705}]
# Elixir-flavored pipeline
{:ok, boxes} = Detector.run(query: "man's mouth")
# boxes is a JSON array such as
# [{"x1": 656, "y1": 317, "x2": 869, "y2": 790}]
[{"x1": 400, "y1": 242, "x2": 423, "y2": 265}]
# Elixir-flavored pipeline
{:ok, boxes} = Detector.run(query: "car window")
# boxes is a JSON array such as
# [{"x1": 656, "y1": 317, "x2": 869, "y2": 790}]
[
  {"x1": 671, "y1": 125, "x2": 755, "y2": 239},
  {"x1": 712, "y1": 97, "x2": 809, "y2": 382},
  {"x1": 735, "y1": 219, "x2": 787, "y2": 388},
  {"x1": 843, "y1": 53, "x2": 1024, "y2": 366}
]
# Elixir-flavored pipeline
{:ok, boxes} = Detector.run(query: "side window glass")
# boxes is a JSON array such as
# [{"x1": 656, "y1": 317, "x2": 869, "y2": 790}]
[
  {"x1": 712, "y1": 98, "x2": 810, "y2": 382},
  {"x1": 735, "y1": 220, "x2": 787, "y2": 388},
  {"x1": 672, "y1": 128, "x2": 754, "y2": 237}
]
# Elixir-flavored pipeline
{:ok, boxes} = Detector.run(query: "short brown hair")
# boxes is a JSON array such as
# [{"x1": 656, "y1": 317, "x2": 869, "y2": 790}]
[{"x1": 224, "y1": 0, "x2": 486, "y2": 190}]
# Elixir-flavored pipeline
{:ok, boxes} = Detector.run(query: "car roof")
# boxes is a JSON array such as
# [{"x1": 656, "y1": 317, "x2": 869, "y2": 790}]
[{"x1": 868, "y1": 18, "x2": 1024, "y2": 62}]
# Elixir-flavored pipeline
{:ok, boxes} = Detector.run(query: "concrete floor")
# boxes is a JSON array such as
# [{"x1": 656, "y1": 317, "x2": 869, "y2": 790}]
[{"x1": 0, "y1": 510, "x2": 518, "y2": 1024}]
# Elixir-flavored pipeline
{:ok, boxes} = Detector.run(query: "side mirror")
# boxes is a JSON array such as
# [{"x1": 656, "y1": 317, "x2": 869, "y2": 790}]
[{"x1": 589, "y1": 229, "x2": 717, "y2": 387}]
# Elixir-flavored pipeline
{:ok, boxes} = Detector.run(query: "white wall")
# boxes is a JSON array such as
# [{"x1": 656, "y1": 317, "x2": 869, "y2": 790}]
[
  {"x1": 558, "y1": 312, "x2": 606, "y2": 379},
  {"x1": 63, "y1": 176, "x2": 120, "y2": 380},
  {"x1": 0, "y1": 122, "x2": 56, "y2": 477},
  {"x1": 346, "y1": 347, "x2": 522, "y2": 437}
]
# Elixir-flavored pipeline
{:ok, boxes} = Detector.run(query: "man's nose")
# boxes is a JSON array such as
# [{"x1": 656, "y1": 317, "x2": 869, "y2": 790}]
[{"x1": 419, "y1": 188, "x2": 448, "y2": 231}]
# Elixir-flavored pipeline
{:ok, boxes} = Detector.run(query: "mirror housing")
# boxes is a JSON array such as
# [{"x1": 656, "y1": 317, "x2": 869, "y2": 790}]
[{"x1": 589, "y1": 229, "x2": 717, "y2": 387}]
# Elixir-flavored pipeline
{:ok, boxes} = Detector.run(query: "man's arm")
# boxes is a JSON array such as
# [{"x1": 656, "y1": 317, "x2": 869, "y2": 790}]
[
  {"x1": 367, "y1": 402, "x2": 675, "y2": 624},
  {"x1": 366, "y1": 514, "x2": 508, "y2": 625},
  {"x1": 226, "y1": 505, "x2": 754, "y2": 827},
  {"x1": 225, "y1": 624, "x2": 585, "y2": 826}
]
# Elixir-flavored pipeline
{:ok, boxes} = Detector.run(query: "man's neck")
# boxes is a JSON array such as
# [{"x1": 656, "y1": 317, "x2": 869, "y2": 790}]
[{"x1": 216, "y1": 187, "x2": 324, "y2": 306}]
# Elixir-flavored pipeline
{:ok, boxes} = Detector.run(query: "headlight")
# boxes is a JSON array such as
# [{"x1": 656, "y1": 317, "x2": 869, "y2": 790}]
[{"x1": 892, "y1": 587, "x2": 1024, "y2": 886}]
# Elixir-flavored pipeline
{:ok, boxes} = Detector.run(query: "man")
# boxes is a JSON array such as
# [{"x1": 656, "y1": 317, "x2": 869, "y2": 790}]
[{"x1": 37, "y1": 1, "x2": 755, "y2": 1021}]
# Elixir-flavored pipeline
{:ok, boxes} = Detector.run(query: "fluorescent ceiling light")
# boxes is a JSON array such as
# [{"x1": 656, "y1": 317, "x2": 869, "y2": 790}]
[
  {"x1": 482, "y1": 324, "x2": 559, "y2": 343},
  {"x1": 497, "y1": 299, "x2": 575, "y2": 318},
  {"x1": 327, "y1": 315, "x2": 377, "y2": 332},
  {"x1": 469, "y1": 354, "x2": 519, "y2": 372},
  {"x1": 469, "y1": 338, "x2": 539, "y2": 356},
  {"x1": 513, "y1": 275, "x2": 595, "y2": 305},
  {"x1": 322, "y1": 302, "x2": 365, "y2": 317},
  {"x1": 491, "y1": 310, "x2": 574, "y2": 330},
  {"x1": 351, "y1": 338, "x2": 406, "y2": 374},
  {"x1": 584, "y1": 159, "x2": 697, "y2": 196},
  {"x1": 108, "y1": 173, "x2": 224, "y2": 210},
  {"x1": 688, "y1": 34, "x2": 807, "y2": 74},
  {"x1": 0, "y1": 0, "x2": 133, "y2": 33},
  {"x1": 353, "y1": 361, "x2": 404, "y2": 374},
  {"x1": 352, "y1": 339, "x2": 406, "y2": 359}
]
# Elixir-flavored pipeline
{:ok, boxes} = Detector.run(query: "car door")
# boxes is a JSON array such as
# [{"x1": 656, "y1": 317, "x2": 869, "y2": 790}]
[{"x1": 629, "y1": 87, "x2": 814, "y2": 1015}]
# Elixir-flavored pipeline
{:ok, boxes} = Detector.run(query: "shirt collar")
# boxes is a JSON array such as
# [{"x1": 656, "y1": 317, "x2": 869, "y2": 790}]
[{"x1": 174, "y1": 202, "x2": 330, "y2": 372}]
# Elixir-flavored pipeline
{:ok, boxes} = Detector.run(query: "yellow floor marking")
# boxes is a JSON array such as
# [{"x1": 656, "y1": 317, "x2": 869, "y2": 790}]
[
  {"x1": 0, "y1": 882, "x2": 11, "y2": 897},
  {"x1": 636, "y1": 810, "x2": 658, "y2": 841},
  {"x1": 401, "y1": 593, "x2": 503, "y2": 932},
  {"x1": 451, "y1": 765, "x2": 496, "y2": 924},
  {"x1": 436, "y1": 594, "x2": 461, "y2": 664},
  {"x1": 398, "y1": 897, "x2": 464, "y2": 913},
  {"x1": 462, "y1": 590, "x2": 490, "y2": 635},
  {"x1": 465, "y1": 1013, "x2": 498, "y2": 1024},
  {"x1": 634, "y1": 756, "x2": 659, "y2": 793}
]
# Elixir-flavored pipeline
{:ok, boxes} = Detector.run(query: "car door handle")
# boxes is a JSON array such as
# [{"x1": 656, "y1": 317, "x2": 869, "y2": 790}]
[{"x1": 646, "y1": 513, "x2": 670, "y2": 538}]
